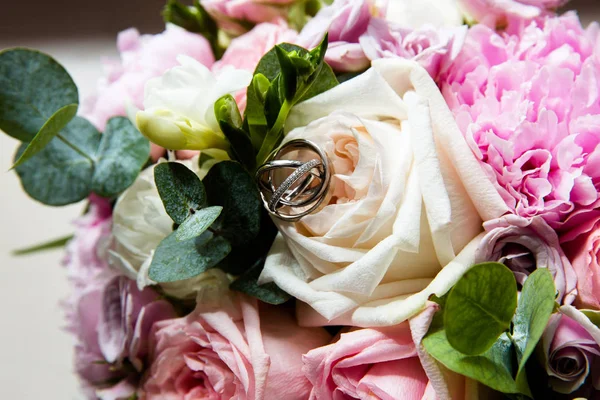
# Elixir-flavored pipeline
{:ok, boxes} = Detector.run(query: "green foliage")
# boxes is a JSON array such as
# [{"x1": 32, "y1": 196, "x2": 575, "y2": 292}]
[
  {"x1": 215, "y1": 95, "x2": 256, "y2": 170},
  {"x1": 203, "y1": 161, "x2": 261, "y2": 246},
  {"x1": 14, "y1": 117, "x2": 100, "y2": 206},
  {"x1": 149, "y1": 231, "x2": 231, "y2": 282},
  {"x1": 511, "y1": 269, "x2": 556, "y2": 396},
  {"x1": 423, "y1": 263, "x2": 558, "y2": 398},
  {"x1": 154, "y1": 162, "x2": 207, "y2": 225},
  {"x1": 12, "y1": 234, "x2": 74, "y2": 256},
  {"x1": 162, "y1": 0, "x2": 223, "y2": 58},
  {"x1": 581, "y1": 309, "x2": 600, "y2": 328},
  {"x1": 12, "y1": 104, "x2": 78, "y2": 169},
  {"x1": 92, "y1": 117, "x2": 150, "y2": 197},
  {"x1": 243, "y1": 38, "x2": 338, "y2": 166},
  {"x1": 230, "y1": 260, "x2": 291, "y2": 305},
  {"x1": 176, "y1": 206, "x2": 223, "y2": 241},
  {"x1": 0, "y1": 48, "x2": 78, "y2": 142},
  {"x1": 444, "y1": 262, "x2": 518, "y2": 355}
]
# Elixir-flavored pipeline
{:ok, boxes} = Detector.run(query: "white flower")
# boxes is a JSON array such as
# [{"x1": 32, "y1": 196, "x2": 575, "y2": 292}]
[
  {"x1": 136, "y1": 55, "x2": 252, "y2": 151},
  {"x1": 109, "y1": 156, "x2": 220, "y2": 299},
  {"x1": 259, "y1": 58, "x2": 508, "y2": 327}
]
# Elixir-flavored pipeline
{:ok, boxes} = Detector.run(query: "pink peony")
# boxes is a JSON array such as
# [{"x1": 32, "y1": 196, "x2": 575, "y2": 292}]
[
  {"x1": 82, "y1": 25, "x2": 214, "y2": 131},
  {"x1": 458, "y1": 0, "x2": 568, "y2": 27},
  {"x1": 303, "y1": 306, "x2": 474, "y2": 400},
  {"x1": 560, "y1": 209, "x2": 600, "y2": 310},
  {"x1": 543, "y1": 305, "x2": 600, "y2": 395},
  {"x1": 201, "y1": 0, "x2": 299, "y2": 35},
  {"x1": 476, "y1": 214, "x2": 577, "y2": 304},
  {"x1": 296, "y1": 0, "x2": 465, "y2": 75},
  {"x1": 142, "y1": 274, "x2": 331, "y2": 400},
  {"x1": 440, "y1": 13, "x2": 600, "y2": 227},
  {"x1": 213, "y1": 22, "x2": 298, "y2": 112}
]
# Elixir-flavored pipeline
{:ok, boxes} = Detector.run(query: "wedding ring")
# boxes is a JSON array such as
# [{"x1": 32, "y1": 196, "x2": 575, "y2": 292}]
[{"x1": 256, "y1": 139, "x2": 332, "y2": 222}]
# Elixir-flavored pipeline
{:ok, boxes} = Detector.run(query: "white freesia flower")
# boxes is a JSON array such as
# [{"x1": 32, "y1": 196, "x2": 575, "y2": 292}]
[
  {"x1": 109, "y1": 156, "x2": 223, "y2": 299},
  {"x1": 136, "y1": 55, "x2": 252, "y2": 151},
  {"x1": 259, "y1": 58, "x2": 508, "y2": 327},
  {"x1": 383, "y1": 0, "x2": 464, "y2": 29}
]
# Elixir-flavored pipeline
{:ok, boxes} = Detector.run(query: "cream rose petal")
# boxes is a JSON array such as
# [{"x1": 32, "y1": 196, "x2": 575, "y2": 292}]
[{"x1": 261, "y1": 59, "x2": 508, "y2": 327}]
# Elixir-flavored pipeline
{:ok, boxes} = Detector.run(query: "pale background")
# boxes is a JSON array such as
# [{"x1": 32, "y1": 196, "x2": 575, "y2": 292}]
[{"x1": 0, "y1": 0, "x2": 598, "y2": 399}]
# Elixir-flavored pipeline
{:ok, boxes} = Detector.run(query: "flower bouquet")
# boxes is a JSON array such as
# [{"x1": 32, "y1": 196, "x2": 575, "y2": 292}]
[{"x1": 3, "y1": 0, "x2": 600, "y2": 398}]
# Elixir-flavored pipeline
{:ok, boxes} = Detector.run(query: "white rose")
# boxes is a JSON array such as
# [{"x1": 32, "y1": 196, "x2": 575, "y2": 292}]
[
  {"x1": 383, "y1": 0, "x2": 464, "y2": 29},
  {"x1": 110, "y1": 156, "x2": 222, "y2": 299},
  {"x1": 259, "y1": 58, "x2": 508, "y2": 327}
]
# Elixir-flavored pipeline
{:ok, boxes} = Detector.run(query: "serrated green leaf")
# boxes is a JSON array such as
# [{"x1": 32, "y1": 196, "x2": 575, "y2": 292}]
[
  {"x1": 12, "y1": 103, "x2": 78, "y2": 169},
  {"x1": 0, "y1": 48, "x2": 78, "y2": 142},
  {"x1": 154, "y1": 162, "x2": 206, "y2": 225},
  {"x1": 92, "y1": 117, "x2": 150, "y2": 197},
  {"x1": 149, "y1": 231, "x2": 231, "y2": 282},
  {"x1": 12, "y1": 234, "x2": 73, "y2": 256},
  {"x1": 176, "y1": 206, "x2": 222, "y2": 241},
  {"x1": 230, "y1": 260, "x2": 291, "y2": 305},
  {"x1": 511, "y1": 268, "x2": 555, "y2": 397},
  {"x1": 203, "y1": 161, "x2": 261, "y2": 246},
  {"x1": 15, "y1": 116, "x2": 100, "y2": 206},
  {"x1": 444, "y1": 262, "x2": 518, "y2": 355},
  {"x1": 424, "y1": 330, "x2": 519, "y2": 394}
]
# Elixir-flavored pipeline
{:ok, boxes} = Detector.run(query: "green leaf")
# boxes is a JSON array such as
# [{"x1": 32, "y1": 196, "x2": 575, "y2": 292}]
[
  {"x1": 275, "y1": 45, "x2": 298, "y2": 101},
  {"x1": 12, "y1": 103, "x2": 78, "y2": 169},
  {"x1": 203, "y1": 161, "x2": 261, "y2": 246},
  {"x1": 511, "y1": 268, "x2": 556, "y2": 396},
  {"x1": 297, "y1": 62, "x2": 337, "y2": 103},
  {"x1": 444, "y1": 262, "x2": 518, "y2": 355},
  {"x1": 154, "y1": 162, "x2": 206, "y2": 225},
  {"x1": 91, "y1": 117, "x2": 150, "y2": 198},
  {"x1": 15, "y1": 116, "x2": 100, "y2": 206},
  {"x1": 176, "y1": 206, "x2": 223, "y2": 241},
  {"x1": 12, "y1": 234, "x2": 73, "y2": 256},
  {"x1": 230, "y1": 260, "x2": 291, "y2": 305},
  {"x1": 149, "y1": 231, "x2": 231, "y2": 282},
  {"x1": 215, "y1": 95, "x2": 256, "y2": 170},
  {"x1": 0, "y1": 48, "x2": 79, "y2": 142},
  {"x1": 424, "y1": 330, "x2": 520, "y2": 394}
]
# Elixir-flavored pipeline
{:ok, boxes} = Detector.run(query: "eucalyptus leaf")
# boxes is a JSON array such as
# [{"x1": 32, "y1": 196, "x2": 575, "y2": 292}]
[
  {"x1": 444, "y1": 262, "x2": 518, "y2": 356},
  {"x1": 511, "y1": 268, "x2": 555, "y2": 396},
  {"x1": 12, "y1": 103, "x2": 78, "y2": 169},
  {"x1": 15, "y1": 116, "x2": 100, "y2": 206},
  {"x1": 230, "y1": 260, "x2": 291, "y2": 305},
  {"x1": 176, "y1": 206, "x2": 223, "y2": 241},
  {"x1": 92, "y1": 117, "x2": 150, "y2": 198},
  {"x1": 154, "y1": 162, "x2": 206, "y2": 225},
  {"x1": 12, "y1": 234, "x2": 73, "y2": 256},
  {"x1": 424, "y1": 329, "x2": 520, "y2": 394},
  {"x1": 149, "y1": 231, "x2": 231, "y2": 282},
  {"x1": 0, "y1": 48, "x2": 79, "y2": 142}
]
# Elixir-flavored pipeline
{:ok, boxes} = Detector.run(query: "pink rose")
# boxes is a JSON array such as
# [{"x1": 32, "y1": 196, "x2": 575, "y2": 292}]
[
  {"x1": 561, "y1": 209, "x2": 600, "y2": 310},
  {"x1": 213, "y1": 22, "x2": 298, "y2": 112},
  {"x1": 458, "y1": 0, "x2": 568, "y2": 27},
  {"x1": 543, "y1": 305, "x2": 600, "y2": 395},
  {"x1": 476, "y1": 214, "x2": 577, "y2": 304},
  {"x1": 440, "y1": 13, "x2": 600, "y2": 227},
  {"x1": 142, "y1": 273, "x2": 331, "y2": 400},
  {"x1": 303, "y1": 306, "x2": 473, "y2": 400},
  {"x1": 82, "y1": 25, "x2": 214, "y2": 131},
  {"x1": 201, "y1": 0, "x2": 299, "y2": 35}
]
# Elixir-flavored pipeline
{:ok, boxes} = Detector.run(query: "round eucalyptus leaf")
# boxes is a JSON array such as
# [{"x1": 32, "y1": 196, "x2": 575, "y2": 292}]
[
  {"x1": 444, "y1": 262, "x2": 518, "y2": 356},
  {"x1": 154, "y1": 162, "x2": 206, "y2": 225},
  {"x1": 0, "y1": 48, "x2": 79, "y2": 142},
  {"x1": 14, "y1": 116, "x2": 100, "y2": 206}
]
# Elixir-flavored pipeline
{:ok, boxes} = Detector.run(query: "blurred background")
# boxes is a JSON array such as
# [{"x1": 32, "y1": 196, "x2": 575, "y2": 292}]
[{"x1": 0, "y1": 0, "x2": 599, "y2": 398}]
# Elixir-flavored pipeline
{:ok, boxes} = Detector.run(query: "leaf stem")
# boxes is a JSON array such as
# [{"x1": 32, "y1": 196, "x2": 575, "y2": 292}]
[
  {"x1": 255, "y1": 99, "x2": 292, "y2": 166},
  {"x1": 57, "y1": 134, "x2": 95, "y2": 164}
]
